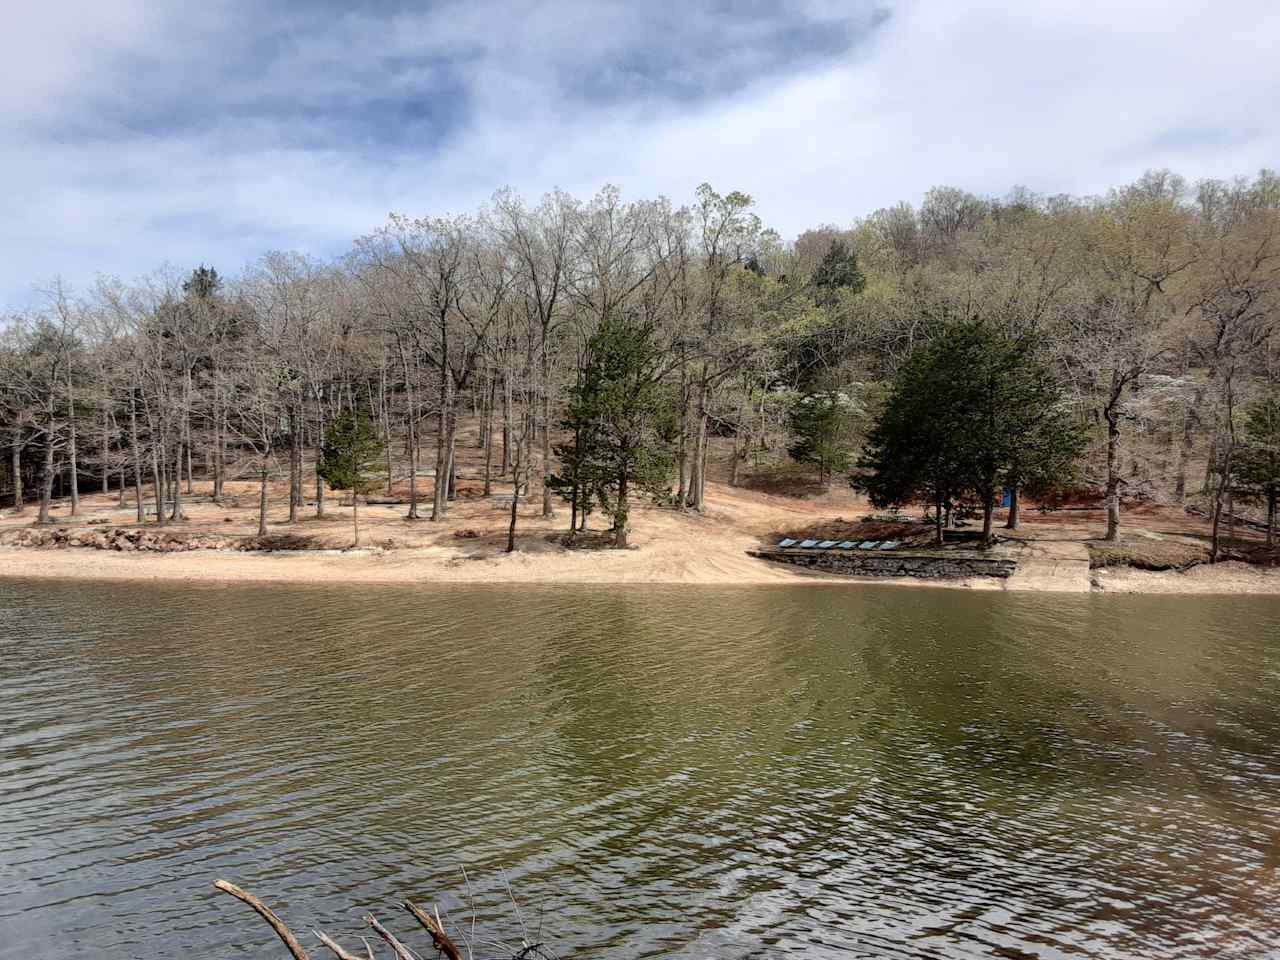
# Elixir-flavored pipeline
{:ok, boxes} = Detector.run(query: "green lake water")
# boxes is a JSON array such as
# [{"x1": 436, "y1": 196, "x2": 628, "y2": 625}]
[{"x1": 2, "y1": 580, "x2": 1279, "y2": 958}]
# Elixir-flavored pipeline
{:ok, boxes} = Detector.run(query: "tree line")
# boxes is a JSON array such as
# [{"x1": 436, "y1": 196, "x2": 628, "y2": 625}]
[{"x1": 2, "y1": 171, "x2": 1278, "y2": 552}]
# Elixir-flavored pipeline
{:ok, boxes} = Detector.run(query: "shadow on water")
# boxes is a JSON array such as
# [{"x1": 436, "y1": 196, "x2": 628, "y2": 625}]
[{"x1": 2, "y1": 580, "x2": 1279, "y2": 958}]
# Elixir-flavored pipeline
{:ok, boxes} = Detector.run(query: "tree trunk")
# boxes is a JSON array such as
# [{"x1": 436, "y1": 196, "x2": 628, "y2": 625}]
[
  {"x1": 1202, "y1": 434, "x2": 1218, "y2": 494},
  {"x1": 382, "y1": 383, "x2": 394, "y2": 497},
  {"x1": 981, "y1": 489, "x2": 994, "y2": 545},
  {"x1": 1005, "y1": 485, "x2": 1020, "y2": 529},
  {"x1": 288, "y1": 405, "x2": 300, "y2": 523},
  {"x1": 501, "y1": 374, "x2": 511, "y2": 477},
  {"x1": 483, "y1": 376, "x2": 495, "y2": 497},
  {"x1": 1104, "y1": 412, "x2": 1121, "y2": 542},
  {"x1": 352, "y1": 491, "x2": 360, "y2": 547},
  {"x1": 405, "y1": 419, "x2": 419, "y2": 517},
  {"x1": 675, "y1": 361, "x2": 688, "y2": 508},
  {"x1": 541, "y1": 342, "x2": 553, "y2": 519},
  {"x1": 150, "y1": 444, "x2": 165, "y2": 527},
  {"x1": 1267, "y1": 489, "x2": 1276, "y2": 550},
  {"x1": 401, "y1": 349, "x2": 419, "y2": 520},
  {"x1": 934, "y1": 490, "x2": 944, "y2": 546},
  {"x1": 477, "y1": 375, "x2": 489, "y2": 450},
  {"x1": 258, "y1": 466, "x2": 269, "y2": 536},
  {"x1": 67, "y1": 382, "x2": 79, "y2": 517},
  {"x1": 688, "y1": 375, "x2": 708, "y2": 511},
  {"x1": 170, "y1": 442, "x2": 185, "y2": 521},
  {"x1": 1227, "y1": 490, "x2": 1236, "y2": 552},
  {"x1": 1209, "y1": 378, "x2": 1239, "y2": 564},
  {"x1": 11, "y1": 434, "x2": 23, "y2": 515},
  {"x1": 315, "y1": 401, "x2": 326, "y2": 518},
  {"x1": 38, "y1": 423, "x2": 55, "y2": 523},
  {"x1": 614, "y1": 471, "x2": 629, "y2": 548},
  {"x1": 432, "y1": 376, "x2": 450, "y2": 520},
  {"x1": 101, "y1": 407, "x2": 110, "y2": 495},
  {"x1": 506, "y1": 460, "x2": 521, "y2": 553},
  {"x1": 130, "y1": 394, "x2": 144, "y2": 523},
  {"x1": 1210, "y1": 489, "x2": 1225, "y2": 564},
  {"x1": 213, "y1": 398, "x2": 225, "y2": 503},
  {"x1": 483, "y1": 414, "x2": 494, "y2": 498},
  {"x1": 445, "y1": 398, "x2": 458, "y2": 503}
]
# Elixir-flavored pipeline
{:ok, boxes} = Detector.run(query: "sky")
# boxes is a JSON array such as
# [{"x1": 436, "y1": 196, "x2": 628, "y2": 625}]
[{"x1": 4, "y1": 0, "x2": 1279, "y2": 308}]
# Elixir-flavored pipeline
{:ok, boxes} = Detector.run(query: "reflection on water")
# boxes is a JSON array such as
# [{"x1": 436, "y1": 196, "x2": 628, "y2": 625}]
[{"x1": 2, "y1": 580, "x2": 1279, "y2": 958}]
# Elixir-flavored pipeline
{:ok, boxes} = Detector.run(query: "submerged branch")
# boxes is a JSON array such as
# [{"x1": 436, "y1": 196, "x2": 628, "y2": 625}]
[{"x1": 213, "y1": 879, "x2": 312, "y2": 960}]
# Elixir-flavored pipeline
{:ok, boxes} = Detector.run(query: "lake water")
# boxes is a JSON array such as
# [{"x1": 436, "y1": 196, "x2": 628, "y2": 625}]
[{"x1": 3, "y1": 580, "x2": 1280, "y2": 959}]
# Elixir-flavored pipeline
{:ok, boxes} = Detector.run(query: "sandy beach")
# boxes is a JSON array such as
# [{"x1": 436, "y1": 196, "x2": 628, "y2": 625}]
[{"x1": 1, "y1": 476, "x2": 1276, "y2": 595}]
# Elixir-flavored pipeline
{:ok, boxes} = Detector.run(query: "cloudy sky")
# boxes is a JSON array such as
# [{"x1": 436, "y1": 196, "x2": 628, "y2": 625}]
[{"x1": 4, "y1": 0, "x2": 1278, "y2": 307}]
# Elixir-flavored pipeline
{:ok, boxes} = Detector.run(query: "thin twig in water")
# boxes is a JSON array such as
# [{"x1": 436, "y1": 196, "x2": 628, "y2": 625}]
[
  {"x1": 461, "y1": 865, "x2": 477, "y2": 960},
  {"x1": 501, "y1": 868, "x2": 529, "y2": 947},
  {"x1": 314, "y1": 929, "x2": 366, "y2": 960},
  {"x1": 439, "y1": 904, "x2": 473, "y2": 957},
  {"x1": 364, "y1": 912, "x2": 418, "y2": 960}
]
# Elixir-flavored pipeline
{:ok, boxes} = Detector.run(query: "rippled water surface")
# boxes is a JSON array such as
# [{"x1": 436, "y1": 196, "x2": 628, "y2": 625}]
[{"x1": 3, "y1": 580, "x2": 1280, "y2": 958}]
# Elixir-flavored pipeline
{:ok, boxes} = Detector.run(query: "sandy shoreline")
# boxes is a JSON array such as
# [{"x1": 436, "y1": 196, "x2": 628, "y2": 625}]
[
  {"x1": 0, "y1": 542, "x2": 1275, "y2": 596},
  {"x1": 2, "y1": 482, "x2": 1276, "y2": 596}
]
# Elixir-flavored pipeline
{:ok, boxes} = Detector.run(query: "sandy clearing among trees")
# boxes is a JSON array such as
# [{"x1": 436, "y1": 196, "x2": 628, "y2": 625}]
[{"x1": 2, "y1": 479, "x2": 1277, "y2": 595}]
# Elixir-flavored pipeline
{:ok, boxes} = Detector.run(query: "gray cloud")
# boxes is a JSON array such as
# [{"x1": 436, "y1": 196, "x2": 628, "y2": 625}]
[{"x1": 2, "y1": 0, "x2": 1277, "y2": 307}]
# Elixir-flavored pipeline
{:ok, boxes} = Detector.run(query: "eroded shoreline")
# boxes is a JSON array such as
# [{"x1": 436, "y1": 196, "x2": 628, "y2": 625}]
[
  {"x1": 0, "y1": 543, "x2": 1275, "y2": 595},
  {"x1": 2, "y1": 483, "x2": 1276, "y2": 596}
]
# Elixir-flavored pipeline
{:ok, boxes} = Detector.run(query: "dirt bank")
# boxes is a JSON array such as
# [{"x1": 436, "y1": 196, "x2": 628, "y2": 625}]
[{"x1": 1, "y1": 481, "x2": 1276, "y2": 595}]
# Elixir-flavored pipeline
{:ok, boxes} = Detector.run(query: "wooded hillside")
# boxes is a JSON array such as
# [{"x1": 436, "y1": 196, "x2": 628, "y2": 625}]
[{"x1": 3, "y1": 171, "x2": 1278, "y2": 547}]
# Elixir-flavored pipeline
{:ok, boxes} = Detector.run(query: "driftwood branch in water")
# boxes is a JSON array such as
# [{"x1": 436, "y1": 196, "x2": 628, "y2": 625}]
[
  {"x1": 313, "y1": 930, "x2": 369, "y2": 960},
  {"x1": 364, "y1": 913, "x2": 418, "y2": 960},
  {"x1": 404, "y1": 898, "x2": 464, "y2": 960},
  {"x1": 216, "y1": 879, "x2": 554, "y2": 959},
  {"x1": 213, "y1": 879, "x2": 312, "y2": 960}
]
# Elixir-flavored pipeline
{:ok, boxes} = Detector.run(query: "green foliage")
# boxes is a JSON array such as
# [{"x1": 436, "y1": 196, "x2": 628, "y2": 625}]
[
  {"x1": 317, "y1": 410, "x2": 386, "y2": 496},
  {"x1": 182, "y1": 265, "x2": 222, "y2": 299},
  {"x1": 769, "y1": 240, "x2": 867, "y2": 392},
  {"x1": 548, "y1": 370, "x2": 609, "y2": 518},
  {"x1": 787, "y1": 390, "x2": 860, "y2": 484},
  {"x1": 854, "y1": 320, "x2": 1083, "y2": 537},
  {"x1": 811, "y1": 240, "x2": 866, "y2": 302},
  {"x1": 855, "y1": 329, "x2": 975, "y2": 517},
  {"x1": 550, "y1": 314, "x2": 676, "y2": 539},
  {"x1": 1235, "y1": 391, "x2": 1280, "y2": 508}
]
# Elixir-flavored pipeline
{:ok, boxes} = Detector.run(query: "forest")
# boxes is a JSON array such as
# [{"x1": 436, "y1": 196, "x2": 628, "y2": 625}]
[{"x1": 2, "y1": 170, "x2": 1279, "y2": 555}]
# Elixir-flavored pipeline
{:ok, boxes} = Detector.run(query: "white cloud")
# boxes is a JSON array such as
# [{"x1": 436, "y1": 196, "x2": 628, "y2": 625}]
[{"x1": 2, "y1": 0, "x2": 1277, "y2": 308}]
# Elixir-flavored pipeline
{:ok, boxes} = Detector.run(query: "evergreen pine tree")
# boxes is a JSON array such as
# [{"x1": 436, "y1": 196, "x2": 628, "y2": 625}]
[
  {"x1": 317, "y1": 410, "x2": 386, "y2": 547},
  {"x1": 1235, "y1": 391, "x2": 1280, "y2": 547},
  {"x1": 787, "y1": 391, "x2": 859, "y2": 485},
  {"x1": 812, "y1": 240, "x2": 866, "y2": 304},
  {"x1": 854, "y1": 321, "x2": 1083, "y2": 544},
  {"x1": 552, "y1": 315, "x2": 676, "y2": 547}
]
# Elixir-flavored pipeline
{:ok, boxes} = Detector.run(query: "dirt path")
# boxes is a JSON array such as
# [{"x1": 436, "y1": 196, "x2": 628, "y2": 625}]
[{"x1": 1002, "y1": 536, "x2": 1094, "y2": 593}]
